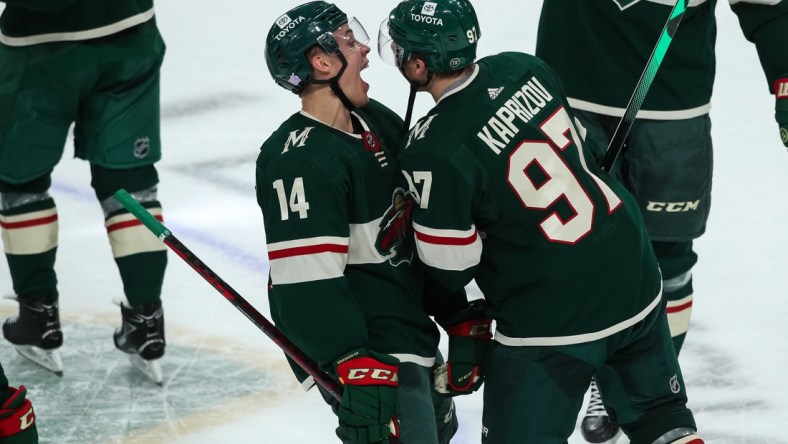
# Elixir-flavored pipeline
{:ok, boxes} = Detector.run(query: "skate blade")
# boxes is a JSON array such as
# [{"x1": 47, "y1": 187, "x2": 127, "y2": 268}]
[
  {"x1": 128, "y1": 354, "x2": 163, "y2": 386},
  {"x1": 15, "y1": 345, "x2": 64, "y2": 377}
]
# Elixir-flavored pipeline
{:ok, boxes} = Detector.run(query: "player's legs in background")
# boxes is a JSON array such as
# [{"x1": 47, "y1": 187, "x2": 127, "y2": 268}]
[
  {"x1": 623, "y1": 116, "x2": 712, "y2": 355},
  {"x1": 0, "y1": 39, "x2": 78, "y2": 373},
  {"x1": 89, "y1": 164, "x2": 167, "y2": 363},
  {"x1": 74, "y1": 21, "x2": 167, "y2": 382},
  {"x1": 0, "y1": 175, "x2": 66, "y2": 376}
]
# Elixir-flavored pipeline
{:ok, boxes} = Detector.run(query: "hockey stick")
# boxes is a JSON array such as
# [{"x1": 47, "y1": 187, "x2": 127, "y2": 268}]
[
  {"x1": 115, "y1": 190, "x2": 405, "y2": 443},
  {"x1": 600, "y1": 0, "x2": 689, "y2": 172},
  {"x1": 113, "y1": 188, "x2": 343, "y2": 401}
]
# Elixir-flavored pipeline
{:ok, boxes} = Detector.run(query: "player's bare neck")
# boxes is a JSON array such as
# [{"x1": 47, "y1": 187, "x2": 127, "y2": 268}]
[
  {"x1": 302, "y1": 88, "x2": 353, "y2": 133},
  {"x1": 432, "y1": 64, "x2": 476, "y2": 102}
]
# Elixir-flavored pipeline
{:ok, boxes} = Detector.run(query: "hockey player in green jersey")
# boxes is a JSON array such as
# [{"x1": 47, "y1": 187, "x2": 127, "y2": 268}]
[
  {"x1": 379, "y1": 0, "x2": 705, "y2": 442},
  {"x1": 535, "y1": 1, "x2": 788, "y2": 441},
  {"x1": 0, "y1": 0, "x2": 167, "y2": 384},
  {"x1": 258, "y1": 2, "x2": 458, "y2": 443}
]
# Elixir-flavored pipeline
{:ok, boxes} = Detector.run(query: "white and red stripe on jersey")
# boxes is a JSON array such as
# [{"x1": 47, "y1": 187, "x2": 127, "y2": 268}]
[
  {"x1": 268, "y1": 217, "x2": 408, "y2": 285},
  {"x1": 412, "y1": 221, "x2": 483, "y2": 272}
]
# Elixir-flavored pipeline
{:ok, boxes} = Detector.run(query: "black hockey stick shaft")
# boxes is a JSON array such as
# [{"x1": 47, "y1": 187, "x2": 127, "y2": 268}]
[
  {"x1": 600, "y1": 0, "x2": 689, "y2": 172},
  {"x1": 113, "y1": 189, "x2": 344, "y2": 401}
]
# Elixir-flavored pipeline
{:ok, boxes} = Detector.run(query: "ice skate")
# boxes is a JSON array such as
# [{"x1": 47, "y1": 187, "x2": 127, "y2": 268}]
[
  {"x1": 114, "y1": 299, "x2": 165, "y2": 386},
  {"x1": 581, "y1": 378, "x2": 622, "y2": 443},
  {"x1": 3, "y1": 296, "x2": 64, "y2": 376}
]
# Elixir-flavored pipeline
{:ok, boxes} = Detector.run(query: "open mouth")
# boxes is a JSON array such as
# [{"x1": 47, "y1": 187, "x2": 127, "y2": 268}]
[{"x1": 361, "y1": 60, "x2": 370, "y2": 92}]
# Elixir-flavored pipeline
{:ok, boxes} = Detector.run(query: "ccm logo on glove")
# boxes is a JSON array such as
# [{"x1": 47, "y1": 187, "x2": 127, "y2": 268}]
[
  {"x1": 345, "y1": 368, "x2": 398, "y2": 383},
  {"x1": 776, "y1": 79, "x2": 788, "y2": 98},
  {"x1": 337, "y1": 355, "x2": 399, "y2": 387},
  {"x1": 774, "y1": 77, "x2": 788, "y2": 147}
]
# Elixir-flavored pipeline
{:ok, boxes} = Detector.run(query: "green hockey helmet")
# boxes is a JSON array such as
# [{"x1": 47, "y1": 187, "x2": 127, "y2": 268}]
[
  {"x1": 379, "y1": 0, "x2": 480, "y2": 73},
  {"x1": 265, "y1": 1, "x2": 348, "y2": 94}
]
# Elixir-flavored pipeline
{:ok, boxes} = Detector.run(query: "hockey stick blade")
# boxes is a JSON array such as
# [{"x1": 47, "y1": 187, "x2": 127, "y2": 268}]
[
  {"x1": 600, "y1": 0, "x2": 689, "y2": 172},
  {"x1": 112, "y1": 188, "x2": 344, "y2": 401}
]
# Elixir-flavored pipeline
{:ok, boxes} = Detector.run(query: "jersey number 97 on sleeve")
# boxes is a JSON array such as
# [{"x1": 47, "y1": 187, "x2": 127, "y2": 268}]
[{"x1": 272, "y1": 177, "x2": 310, "y2": 220}]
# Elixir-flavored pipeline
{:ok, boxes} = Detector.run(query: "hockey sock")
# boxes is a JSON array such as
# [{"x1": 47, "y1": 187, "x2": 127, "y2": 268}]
[
  {"x1": 104, "y1": 202, "x2": 167, "y2": 306},
  {"x1": 115, "y1": 252, "x2": 167, "y2": 306},
  {"x1": 652, "y1": 241, "x2": 697, "y2": 355},
  {"x1": 0, "y1": 176, "x2": 59, "y2": 301},
  {"x1": 91, "y1": 164, "x2": 167, "y2": 306},
  {"x1": 664, "y1": 273, "x2": 693, "y2": 354}
]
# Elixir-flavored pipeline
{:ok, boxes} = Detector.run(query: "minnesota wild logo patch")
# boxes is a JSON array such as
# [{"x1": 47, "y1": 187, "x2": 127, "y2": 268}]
[{"x1": 375, "y1": 188, "x2": 415, "y2": 266}]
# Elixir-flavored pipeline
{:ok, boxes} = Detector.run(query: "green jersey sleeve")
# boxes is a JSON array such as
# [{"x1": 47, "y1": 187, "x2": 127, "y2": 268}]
[
  {"x1": 399, "y1": 122, "x2": 486, "y2": 292},
  {"x1": 730, "y1": 0, "x2": 788, "y2": 90}
]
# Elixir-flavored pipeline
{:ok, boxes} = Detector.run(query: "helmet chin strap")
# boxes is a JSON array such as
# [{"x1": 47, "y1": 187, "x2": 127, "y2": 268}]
[
  {"x1": 401, "y1": 68, "x2": 433, "y2": 131},
  {"x1": 312, "y1": 52, "x2": 356, "y2": 111}
]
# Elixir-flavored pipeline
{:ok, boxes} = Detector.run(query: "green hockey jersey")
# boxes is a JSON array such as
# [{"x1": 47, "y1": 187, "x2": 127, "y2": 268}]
[
  {"x1": 256, "y1": 99, "x2": 440, "y2": 374},
  {"x1": 536, "y1": 0, "x2": 788, "y2": 119},
  {"x1": 0, "y1": 0, "x2": 155, "y2": 46},
  {"x1": 398, "y1": 53, "x2": 662, "y2": 345}
]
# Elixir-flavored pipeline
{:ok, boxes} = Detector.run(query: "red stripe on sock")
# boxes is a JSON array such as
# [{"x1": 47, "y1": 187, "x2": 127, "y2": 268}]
[
  {"x1": 666, "y1": 300, "x2": 693, "y2": 314},
  {"x1": 0, "y1": 214, "x2": 57, "y2": 229},
  {"x1": 106, "y1": 215, "x2": 163, "y2": 233}
]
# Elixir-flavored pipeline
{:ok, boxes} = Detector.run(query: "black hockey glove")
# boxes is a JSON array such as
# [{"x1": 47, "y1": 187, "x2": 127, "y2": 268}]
[
  {"x1": 775, "y1": 76, "x2": 788, "y2": 149},
  {"x1": 434, "y1": 299, "x2": 493, "y2": 396},
  {"x1": 334, "y1": 348, "x2": 400, "y2": 443}
]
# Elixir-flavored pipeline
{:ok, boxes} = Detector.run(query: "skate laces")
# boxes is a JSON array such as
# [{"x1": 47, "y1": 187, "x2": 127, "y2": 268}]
[
  {"x1": 26, "y1": 300, "x2": 59, "y2": 324},
  {"x1": 587, "y1": 379, "x2": 608, "y2": 417},
  {"x1": 16, "y1": 299, "x2": 60, "y2": 325}
]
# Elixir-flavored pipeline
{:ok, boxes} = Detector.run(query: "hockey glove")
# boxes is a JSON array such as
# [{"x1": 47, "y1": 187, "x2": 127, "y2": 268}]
[
  {"x1": 0, "y1": 386, "x2": 38, "y2": 444},
  {"x1": 334, "y1": 348, "x2": 400, "y2": 443},
  {"x1": 775, "y1": 76, "x2": 788, "y2": 149},
  {"x1": 434, "y1": 299, "x2": 493, "y2": 396}
]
